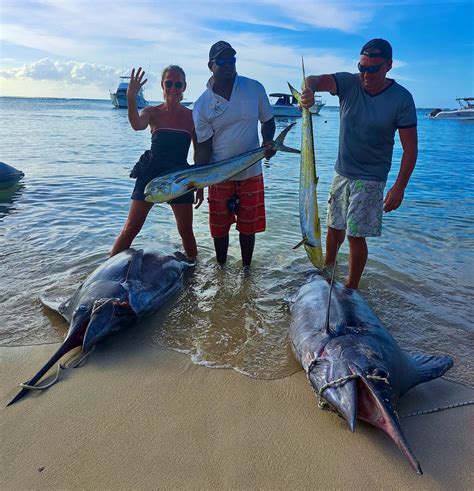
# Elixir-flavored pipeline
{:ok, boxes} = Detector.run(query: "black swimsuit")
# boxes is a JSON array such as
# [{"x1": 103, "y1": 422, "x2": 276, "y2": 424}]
[{"x1": 131, "y1": 128, "x2": 194, "y2": 204}]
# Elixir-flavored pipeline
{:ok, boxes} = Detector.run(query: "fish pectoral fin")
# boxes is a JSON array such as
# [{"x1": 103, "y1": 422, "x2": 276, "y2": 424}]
[
  {"x1": 293, "y1": 238, "x2": 307, "y2": 250},
  {"x1": 40, "y1": 296, "x2": 70, "y2": 321},
  {"x1": 410, "y1": 353, "x2": 454, "y2": 385}
]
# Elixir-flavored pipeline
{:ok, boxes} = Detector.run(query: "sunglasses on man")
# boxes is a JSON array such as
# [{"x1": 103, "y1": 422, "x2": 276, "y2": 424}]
[
  {"x1": 164, "y1": 80, "x2": 184, "y2": 89},
  {"x1": 212, "y1": 56, "x2": 236, "y2": 67},
  {"x1": 357, "y1": 61, "x2": 387, "y2": 74}
]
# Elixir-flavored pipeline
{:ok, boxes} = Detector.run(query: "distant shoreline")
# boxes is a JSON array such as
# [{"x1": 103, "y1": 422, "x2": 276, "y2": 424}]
[{"x1": 0, "y1": 95, "x2": 444, "y2": 111}]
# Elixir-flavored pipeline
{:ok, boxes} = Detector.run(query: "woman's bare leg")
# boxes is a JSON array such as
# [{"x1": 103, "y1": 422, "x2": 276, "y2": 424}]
[
  {"x1": 110, "y1": 200, "x2": 154, "y2": 257},
  {"x1": 171, "y1": 203, "x2": 197, "y2": 259}
]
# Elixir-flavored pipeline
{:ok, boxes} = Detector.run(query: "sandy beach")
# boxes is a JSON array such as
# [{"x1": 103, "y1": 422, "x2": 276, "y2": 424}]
[{"x1": 1, "y1": 335, "x2": 473, "y2": 490}]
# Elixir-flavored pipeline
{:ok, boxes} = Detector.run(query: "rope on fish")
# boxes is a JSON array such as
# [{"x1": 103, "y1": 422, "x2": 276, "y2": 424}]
[
  {"x1": 317, "y1": 374, "x2": 359, "y2": 410},
  {"x1": 64, "y1": 345, "x2": 96, "y2": 368},
  {"x1": 319, "y1": 374, "x2": 359, "y2": 397},
  {"x1": 18, "y1": 346, "x2": 95, "y2": 392},
  {"x1": 20, "y1": 363, "x2": 65, "y2": 391},
  {"x1": 367, "y1": 374, "x2": 390, "y2": 384},
  {"x1": 400, "y1": 400, "x2": 474, "y2": 418}
]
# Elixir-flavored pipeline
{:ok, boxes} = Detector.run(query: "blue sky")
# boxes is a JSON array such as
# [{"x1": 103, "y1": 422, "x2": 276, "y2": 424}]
[{"x1": 1, "y1": 0, "x2": 473, "y2": 107}]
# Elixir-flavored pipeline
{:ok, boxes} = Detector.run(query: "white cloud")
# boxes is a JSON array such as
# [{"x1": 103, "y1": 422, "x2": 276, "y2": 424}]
[
  {"x1": 256, "y1": 0, "x2": 371, "y2": 32},
  {"x1": 0, "y1": 59, "x2": 120, "y2": 86}
]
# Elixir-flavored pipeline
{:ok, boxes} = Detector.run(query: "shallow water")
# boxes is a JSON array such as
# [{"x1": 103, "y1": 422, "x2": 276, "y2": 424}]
[{"x1": 0, "y1": 97, "x2": 472, "y2": 385}]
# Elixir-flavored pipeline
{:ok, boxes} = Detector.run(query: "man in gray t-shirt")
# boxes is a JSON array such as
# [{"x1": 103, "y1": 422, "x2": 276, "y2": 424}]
[{"x1": 301, "y1": 38, "x2": 418, "y2": 289}]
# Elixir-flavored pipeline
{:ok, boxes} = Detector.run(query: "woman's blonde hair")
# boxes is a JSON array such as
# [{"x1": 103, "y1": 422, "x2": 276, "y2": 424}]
[{"x1": 161, "y1": 65, "x2": 186, "y2": 102}]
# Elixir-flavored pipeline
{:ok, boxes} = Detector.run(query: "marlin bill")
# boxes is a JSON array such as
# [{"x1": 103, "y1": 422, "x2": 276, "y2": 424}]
[
  {"x1": 288, "y1": 65, "x2": 324, "y2": 269},
  {"x1": 144, "y1": 123, "x2": 299, "y2": 203}
]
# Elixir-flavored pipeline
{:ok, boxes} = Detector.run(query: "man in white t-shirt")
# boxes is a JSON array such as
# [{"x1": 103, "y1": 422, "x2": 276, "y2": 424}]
[{"x1": 193, "y1": 41, "x2": 276, "y2": 267}]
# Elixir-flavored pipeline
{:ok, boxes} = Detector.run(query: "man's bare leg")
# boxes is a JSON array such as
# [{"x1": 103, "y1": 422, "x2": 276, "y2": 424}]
[
  {"x1": 239, "y1": 233, "x2": 255, "y2": 267},
  {"x1": 346, "y1": 236, "x2": 368, "y2": 289},
  {"x1": 214, "y1": 235, "x2": 229, "y2": 265},
  {"x1": 324, "y1": 226, "x2": 345, "y2": 267}
]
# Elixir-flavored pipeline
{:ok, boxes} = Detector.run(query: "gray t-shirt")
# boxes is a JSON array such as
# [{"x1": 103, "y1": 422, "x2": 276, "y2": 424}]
[{"x1": 333, "y1": 72, "x2": 417, "y2": 182}]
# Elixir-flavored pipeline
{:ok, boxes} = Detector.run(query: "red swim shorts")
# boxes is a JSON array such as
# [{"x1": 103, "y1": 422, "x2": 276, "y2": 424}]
[{"x1": 208, "y1": 174, "x2": 266, "y2": 238}]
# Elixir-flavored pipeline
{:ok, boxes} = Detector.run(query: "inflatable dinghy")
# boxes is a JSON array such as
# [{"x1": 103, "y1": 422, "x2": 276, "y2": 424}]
[{"x1": 0, "y1": 162, "x2": 24, "y2": 189}]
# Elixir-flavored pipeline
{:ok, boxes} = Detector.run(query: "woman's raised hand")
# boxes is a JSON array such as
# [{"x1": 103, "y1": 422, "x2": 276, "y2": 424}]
[{"x1": 127, "y1": 67, "x2": 148, "y2": 99}]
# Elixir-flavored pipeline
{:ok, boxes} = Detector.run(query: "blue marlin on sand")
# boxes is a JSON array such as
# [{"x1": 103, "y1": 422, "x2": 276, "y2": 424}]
[
  {"x1": 289, "y1": 275, "x2": 453, "y2": 474},
  {"x1": 7, "y1": 249, "x2": 193, "y2": 406}
]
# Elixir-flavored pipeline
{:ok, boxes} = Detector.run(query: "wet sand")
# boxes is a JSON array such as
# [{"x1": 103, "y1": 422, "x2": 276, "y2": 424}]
[{"x1": 1, "y1": 338, "x2": 473, "y2": 490}]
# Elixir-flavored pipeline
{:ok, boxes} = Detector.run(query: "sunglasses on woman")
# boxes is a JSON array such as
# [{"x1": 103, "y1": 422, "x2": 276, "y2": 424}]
[
  {"x1": 164, "y1": 80, "x2": 184, "y2": 89},
  {"x1": 357, "y1": 61, "x2": 387, "y2": 74},
  {"x1": 213, "y1": 56, "x2": 236, "y2": 67}
]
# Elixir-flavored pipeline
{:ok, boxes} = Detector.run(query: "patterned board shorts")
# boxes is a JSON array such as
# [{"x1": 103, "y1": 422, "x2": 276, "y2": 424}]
[
  {"x1": 208, "y1": 174, "x2": 266, "y2": 238},
  {"x1": 327, "y1": 174, "x2": 386, "y2": 237}
]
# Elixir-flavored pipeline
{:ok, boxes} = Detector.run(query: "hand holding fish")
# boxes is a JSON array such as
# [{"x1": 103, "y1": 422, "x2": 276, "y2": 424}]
[
  {"x1": 195, "y1": 189, "x2": 204, "y2": 209},
  {"x1": 300, "y1": 86, "x2": 314, "y2": 109},
  {"x1": 127, "y1": 67, "x2": 147, "y2": 99},
  {"x1": 263, "y1": 141, "x2": 276, "y2": 160}
]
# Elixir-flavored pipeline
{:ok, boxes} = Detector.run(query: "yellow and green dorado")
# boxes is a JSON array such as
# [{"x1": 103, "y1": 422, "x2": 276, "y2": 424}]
[
  {"x1": 288, "y1": 61, "x2": 324, "y2": 269},
  {"x1": 144, "y1": 123, "x2": 299, "y2": 204}
]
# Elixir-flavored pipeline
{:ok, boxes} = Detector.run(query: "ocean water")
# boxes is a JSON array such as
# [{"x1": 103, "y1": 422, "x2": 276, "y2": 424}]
[{"x1": 0, "y1": 97, "x2": 472, "y2": 385}]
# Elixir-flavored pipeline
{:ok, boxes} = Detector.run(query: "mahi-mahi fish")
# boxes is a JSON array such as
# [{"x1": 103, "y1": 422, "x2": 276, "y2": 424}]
[
  {"x1": 7, "y1": 249, "x2": 193, "y2": 406},
  {"x1": 289, "y1": 274, "x2": 453, "y2": 474},
  {"x1": 144, "y1": 123, "x2": 299, "y2": 203},
  {"x1": 288, "y1": 59, "x2": 323, "y2": 269}
]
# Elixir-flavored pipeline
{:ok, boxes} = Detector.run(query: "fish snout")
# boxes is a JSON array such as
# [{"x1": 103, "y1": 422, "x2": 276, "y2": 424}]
[{"x1": 144, "y1": 181, "x2": 173, "y2": 203}]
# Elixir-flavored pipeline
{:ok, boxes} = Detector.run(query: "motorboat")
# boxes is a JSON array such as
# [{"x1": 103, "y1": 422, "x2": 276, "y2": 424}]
[
  {"x1": 429, "y1": 97, "x2": 474, "y2": 120},
  {"x1": 269, "y1": 93, "x2": 325, "y2": 118},
  {"x1": 310, "y1": 95, "x2": 326, "y2": 115},
  {"x1": 110, "y1": 76, "x2": 149, "y2": 109},
  {"x1": 270, "y1": 93, "x2": 300, "y2": 117},
  {"x1": 0, "y1": 162, "x2": 24, "y2": 190}
]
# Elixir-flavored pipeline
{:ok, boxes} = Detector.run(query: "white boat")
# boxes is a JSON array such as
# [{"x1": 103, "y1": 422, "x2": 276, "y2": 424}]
[
  {"x1": 110, "y1": 76, "x2": 149, "y2": 109},
  {"x1": 429, "y1": 97, "x2": 474, "y2": 120},
  {"x1": 310, "y1": 95, "x2": 326, "y2": 115},
  {"x1": 270, "y1": 93, "x2": 325, "y2": 118}
]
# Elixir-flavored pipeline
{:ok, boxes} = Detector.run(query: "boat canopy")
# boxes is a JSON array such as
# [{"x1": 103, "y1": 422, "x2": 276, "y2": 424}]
[
  {"x1": 456, "y1": 97, "x2": 474, "y2": 108},
  {"x1": 269, "y1": 93, "x2": 297, "y2": 105}
]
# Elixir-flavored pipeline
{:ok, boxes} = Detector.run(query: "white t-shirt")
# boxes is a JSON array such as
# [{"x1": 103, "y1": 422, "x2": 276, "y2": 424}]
[{"x1": 193, "y1": 75, "x2": 274, "y2": 181}]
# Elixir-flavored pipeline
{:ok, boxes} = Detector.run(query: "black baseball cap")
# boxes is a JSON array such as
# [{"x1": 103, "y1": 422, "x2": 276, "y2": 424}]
[
  {"x1": 209, "y1": 41, "x2": 236, "y2": 61},
  {"x1": 360, "y1": 38, "x2": 392, "y2": 60}
]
